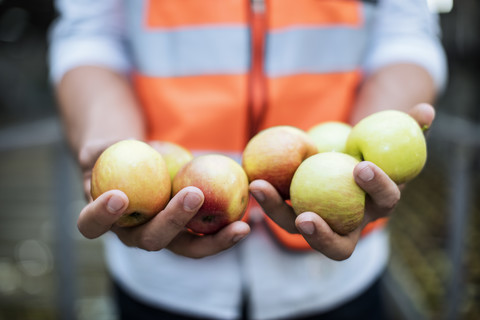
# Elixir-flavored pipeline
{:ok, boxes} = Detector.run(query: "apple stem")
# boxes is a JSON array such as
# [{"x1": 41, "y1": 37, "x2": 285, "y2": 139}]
[
  {"x1": 130, "y1": 212, "x2": 142, "y2": 220},
  {"x1": 202, "y1": 215, "x2": 215, "y2": 223}
]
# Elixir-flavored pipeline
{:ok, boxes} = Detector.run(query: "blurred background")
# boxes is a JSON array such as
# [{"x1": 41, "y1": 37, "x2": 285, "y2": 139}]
[{"x1": 0, "y1": 0, "x2": 479, "y2": 319}]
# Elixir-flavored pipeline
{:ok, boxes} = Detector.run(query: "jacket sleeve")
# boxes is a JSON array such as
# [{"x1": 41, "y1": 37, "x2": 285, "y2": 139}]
[
  {"x1": 48, "y1": 0, "x2": 132, "y2": 84},
  {"x1": 362, "y1": 0, "x2": 448, "y2": 92}
]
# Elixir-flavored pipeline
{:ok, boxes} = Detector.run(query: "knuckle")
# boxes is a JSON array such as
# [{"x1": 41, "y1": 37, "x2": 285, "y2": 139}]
[
  {"x1": 337, "y1": 250, "x2": 354, "y2": 261},
  {"x1": 78, "y1": 144, "x2": 97, "y2": 171},
  {"x1": 369, "y1": 181, "x2": 388, "y2": 196},
  {"x1": 77, "y1": 224, "x2": 95, "y2": 240},
  {"x1": 166, "y1": 215, "x2": 188, "y2": 230},
  {"x1": 312, "y1": 237, "x2": 355, "y2": 261},
  {"x1": 330, "y1": 246, "x2": 355, "y2": 261},
  {"x1": 137, "y1": 234, "x2": 165, "y2": 252},
  {"x1": 383, "y1": 190, "x2": 401, "y2": 211},
  {"x1": 382, "y1": 200, "x2": 396, "y2": 212}
]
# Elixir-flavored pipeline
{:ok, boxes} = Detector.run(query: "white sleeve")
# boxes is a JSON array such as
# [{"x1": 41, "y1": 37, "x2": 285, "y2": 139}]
[
  {"x1": 363, "y1": 0, "x2": 448, "y2": 91},
  {"x1": 48, "y1": 0, "x2": 132, "y2": 84}
]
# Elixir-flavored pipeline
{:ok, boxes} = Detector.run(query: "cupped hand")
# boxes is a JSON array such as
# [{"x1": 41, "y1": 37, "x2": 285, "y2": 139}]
[
  {"x1": 76, "y1": 140, "x2": 250, "y2": 259},
  {"x1": 250, "y1": 103, "x2": 435, "y2": 261}
]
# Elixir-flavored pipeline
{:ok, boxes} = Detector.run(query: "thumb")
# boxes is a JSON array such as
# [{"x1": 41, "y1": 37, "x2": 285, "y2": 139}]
[
  {"x1": 409, "y1": 103, "x2": 435, "y2": 130},
  {"x1": 78, "y1": 190, "x2": 129, "y2": 239}
]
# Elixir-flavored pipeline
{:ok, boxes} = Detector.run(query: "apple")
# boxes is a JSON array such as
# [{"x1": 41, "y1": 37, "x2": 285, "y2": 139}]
[
  {"x1": 242, "y1": 126, "x2": 318, "y2": 199},
  {"x1": 290, "y1": 152, "x2": 365, "y2": 235},
  {"x1": 90, "y1": 139, "x2": 171, "y2": 227},
  {"x1": 308, "y1": 121, "x2": 352, "y2": 153},
  {"x1": 149, "y1": 141, "x2": 194, "y2": 181},
  {"x1": 346, "y1": 110, "x2": 427, "y2": 184},
  {"x1": 172, "y1": 154, "x2": 249, "y2": 234}
]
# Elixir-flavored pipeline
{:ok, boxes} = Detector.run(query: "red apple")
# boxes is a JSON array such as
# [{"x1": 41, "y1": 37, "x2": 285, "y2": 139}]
[
  {"x1": 242, "y1": 125, "x2": 318, "y2": 199},
  {"x1": 172, "y1": 154, "x2": 249, "y2": 234},
  {"x1": 91, "y1": 139, "x2": 171, "y2": 227}
]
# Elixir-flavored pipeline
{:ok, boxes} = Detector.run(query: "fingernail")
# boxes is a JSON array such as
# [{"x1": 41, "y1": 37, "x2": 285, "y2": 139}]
[
  {"x1": 183, "y1": 192, "x2": 203, "y2": 211},
  {"x1": 298, "y1": 221, "x2": 315, "y2": 235},
  {"x1": 251, "y1": 190, "x2": 265, "y2": 202},
  {"x1": 107, "y1": 195, "x2": 125, "y2": 214},
  {"x1": 358, "y1": 165, "x2": 374, "y2": 182},
  {"x1": 233, "y1": 234, "x2": 246, "y2": 243}
]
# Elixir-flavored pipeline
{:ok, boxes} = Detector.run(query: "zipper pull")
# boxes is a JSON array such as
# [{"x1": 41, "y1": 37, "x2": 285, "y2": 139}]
[{"x1": 251, "y1": 0, "x2": 265, "y2": 13}]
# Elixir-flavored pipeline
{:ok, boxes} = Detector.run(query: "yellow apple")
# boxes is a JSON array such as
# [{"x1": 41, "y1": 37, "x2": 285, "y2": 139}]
[
  {"x1": 308, "y1": 121, "x2": 352, "y2": 153},
  {"x1": 172, "y1": 154, "x2": 249, "y2": 234},
  {"x1": 346, "y1": 110, "x2": 427, "y2": 184},
  {"x1": 290, "y1": 152, "x2": 365, "y2": 235},
  {"x1": 149, "y1": 141, "x2": 194, "y2": 181},
  {"x1": 242, "y1": 125, "x2": 318, "y2": 199},
  {"x1": 91, "y1": 139, "x2": 171, "y2": 227}
]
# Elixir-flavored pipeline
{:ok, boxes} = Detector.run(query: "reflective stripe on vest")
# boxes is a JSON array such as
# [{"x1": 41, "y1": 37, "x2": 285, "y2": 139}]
[
  {"x1": 128, "y1": 0, "x2": 250, "y2": 78},
  {"x1": 126, "y1": 0, "x2": 250, "y2": 152},
  {"x1": 260, "y1": 0, "x2": 375, "y2": 130},
  {"x1": 126, "y1": 0, "x2": 382, "y2": 250}
]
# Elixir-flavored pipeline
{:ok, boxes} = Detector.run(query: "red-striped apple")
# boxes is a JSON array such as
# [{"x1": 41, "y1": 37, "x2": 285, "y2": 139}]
[
  {"x1": 172, "y1": 154, "x2": 249, "y2": 234},
  {"x1": 242, "y1": 126, "x2": 318, "y2": 199}
]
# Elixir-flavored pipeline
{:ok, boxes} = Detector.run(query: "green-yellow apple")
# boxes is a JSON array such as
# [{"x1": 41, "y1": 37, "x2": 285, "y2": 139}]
[
  {"x1": 346, "y1": 110, "x2": 426, "y2": 184},
  {"x1": 308, "y1": 121, "x2": 352, "y2": 153},
  {"x1": 149, "y1": 141, "x2": 194, "y2": 182},
  {"x1": 91, "y1": 139, "x2": 171, "y2": 227},
  {"x1": 172, "y1": 154, "x2": 249, "y2": 234},
  {"x1": 242, "y1": 125, "x2": 318, "y2": 199},
  {"x1": 290, "y1": 152, "x2": 365, "y2": 235}
]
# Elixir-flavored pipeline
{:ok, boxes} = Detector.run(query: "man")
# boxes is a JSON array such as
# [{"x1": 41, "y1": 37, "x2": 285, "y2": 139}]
[{"x1": 49, "y1": 0, "x2": 446, "y2": 319}]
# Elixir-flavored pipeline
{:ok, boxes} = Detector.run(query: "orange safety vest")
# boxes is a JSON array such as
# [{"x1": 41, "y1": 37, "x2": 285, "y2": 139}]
[{"x1": 126, "y1": 0, "x2": 384, "y2": 250}]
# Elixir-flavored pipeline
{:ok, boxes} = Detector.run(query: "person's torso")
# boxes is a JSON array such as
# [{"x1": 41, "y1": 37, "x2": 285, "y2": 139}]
[
  {"x1": 124, "y1": 0, "x2": 377, "y2": 153},
  {"x1": 106, "y1": 2, "x2": 389, "y2": 319}
]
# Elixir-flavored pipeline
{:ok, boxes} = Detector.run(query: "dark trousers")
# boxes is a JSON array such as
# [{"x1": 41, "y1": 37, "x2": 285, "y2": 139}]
[{"x1": 112, "y1": 277, "x2": 387, "y2": 320}]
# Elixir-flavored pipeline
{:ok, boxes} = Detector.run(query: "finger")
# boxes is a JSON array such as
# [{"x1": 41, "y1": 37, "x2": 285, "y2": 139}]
[
  {"x1": 249, "y1": 180, "x2": 298, "y2": 233},
  {"x1": 353, "y1": 161, "x2": 401, "y2": 218},
  {"x1": 113, "y1": 186, "x2": 204, "y2": 251},
  {"x1": 78, "y1": 139, "x2": 116, "y2": 172},
  {"x1": 296, "y1": 212, "x2": 362, "y2": 261},
  {"x1": 408, "y1": 103, "x2": 435, "y2": 130},
  {"x1": 83, "y1": 176, "x2": 93, "y2": 202},
  {"x1": 167, "y1": 221, "x2": 251, "y2": 259},
  {"x1": 78, "y1": 190, "x2": 129, "y2": 239}
]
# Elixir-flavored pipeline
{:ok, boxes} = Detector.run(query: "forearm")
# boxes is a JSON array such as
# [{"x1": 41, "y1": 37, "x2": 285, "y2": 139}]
[
  {"x1": 350, "y1": 63, "x2": 437, "y2": 124},
  {"x1": 55, "y1": 66, "x2": 146, "y2": 155}
]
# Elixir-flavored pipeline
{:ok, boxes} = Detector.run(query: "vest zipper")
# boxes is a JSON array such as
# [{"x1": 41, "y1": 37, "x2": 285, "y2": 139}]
[{"x1": 247, "y1": 0, "x2": 267, "y2": 140}]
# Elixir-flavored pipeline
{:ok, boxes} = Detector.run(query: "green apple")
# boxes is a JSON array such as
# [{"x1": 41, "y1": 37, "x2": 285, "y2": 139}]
[
  {"x1": 149, "y1": 141, "x2": 194, "y2": 182},
  {"x1": 346, "y1": 110, "x2": 426, "y2": 184},
  {"x1": 308, "y1": 121, "x2": 352, "y2": 153},
  {"x1": 172, "y1": 154, "x2": 249, "y2": 235},
  {"x1": 290, "y1": 152, "x2": 365, "y2": 235},
  {"x1": 91, "y1": 139, "x2": 171, "y2": 227},
  {"x1": 242, "y1": 125, "x2": 318, "y2": 199}
]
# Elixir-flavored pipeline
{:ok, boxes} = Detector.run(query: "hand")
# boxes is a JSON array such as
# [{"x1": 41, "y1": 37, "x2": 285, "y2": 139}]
[
  {"x1": 250, "y1": 103, "x2": 435, "y2": 261},
  {"x1": 76, "y1": 140, "x2": 250, "y2": 259}
]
